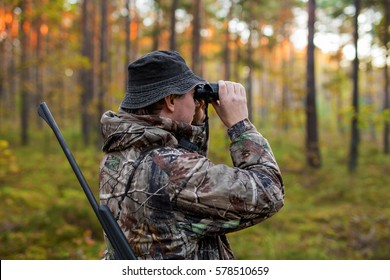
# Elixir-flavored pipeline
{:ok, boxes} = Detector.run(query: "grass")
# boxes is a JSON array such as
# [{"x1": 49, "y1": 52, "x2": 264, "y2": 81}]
[
  {"x1": 0, "y1": 129, "x2": 105, "y2": 259},
  {"x1": 1, "y1": 126, "x2": 390, "y2": 260}
]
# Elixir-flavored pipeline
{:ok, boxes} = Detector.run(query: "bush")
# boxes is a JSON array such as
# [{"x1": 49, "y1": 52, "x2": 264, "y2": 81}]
[{"x1": 0, "y1": 140, "x2": 19, "y2": 181}]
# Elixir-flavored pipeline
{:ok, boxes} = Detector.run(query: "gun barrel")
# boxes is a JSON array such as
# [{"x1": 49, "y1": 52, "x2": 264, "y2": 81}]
[
  {"x1": 38, "y1": 102, "x2": 99, "y2": 214},
  {"x1": 38, "y1": 102, "x2": 136, "y2": 260}
]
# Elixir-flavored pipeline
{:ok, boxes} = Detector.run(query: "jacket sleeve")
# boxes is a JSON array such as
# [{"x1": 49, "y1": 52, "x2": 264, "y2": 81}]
[{"x1": 161, "y1": 119, "x2": 284, "y2": 236}]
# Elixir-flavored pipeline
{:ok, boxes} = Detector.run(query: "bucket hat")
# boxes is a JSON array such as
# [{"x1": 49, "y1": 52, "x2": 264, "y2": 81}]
[{"x1": 120, "y1": 50, "x2": 206, "y2": 109}]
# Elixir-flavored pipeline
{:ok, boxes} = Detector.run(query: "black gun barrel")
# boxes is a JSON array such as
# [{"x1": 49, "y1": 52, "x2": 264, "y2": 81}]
[{"x1": 38, "y1": 102, "x2": 136, "y2": 260}]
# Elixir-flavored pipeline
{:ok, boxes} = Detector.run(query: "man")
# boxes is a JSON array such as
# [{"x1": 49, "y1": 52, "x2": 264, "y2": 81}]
[{"x1": 99, "y1": 50, "x2": 284, "y2": 260}]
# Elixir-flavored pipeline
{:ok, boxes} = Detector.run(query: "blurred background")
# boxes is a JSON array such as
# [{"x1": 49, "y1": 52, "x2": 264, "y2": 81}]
[{"x1": 0, "y1": 0, "x2": 389, "y2": 259}]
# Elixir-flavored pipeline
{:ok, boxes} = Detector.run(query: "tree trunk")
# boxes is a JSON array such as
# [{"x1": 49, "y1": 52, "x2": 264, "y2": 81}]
[
  {"x1": 0, "y1": 4, "x2": 5, "y2": 125},
  {"x1": 305, "y1": 0, "x2": 321, "y2": 168},
  {"x1": 281, "y1": 28, "x2": 290, "y2": 131},
  {"x1": 234, "y1": 36, "x2": 241, "y2": 82},
  {"x1": 223, "y1": 1, "x2": 233, "y2": 81},
  {"x1": 80, "y1": 0, "x2": 95, "y2": 146},
  {"x1": 9, "y1": 6, "x2": 18, "y2": 115},
  {"x1": 124, "y1": 0, "x2": 131, "y2": 91},
  {"x1": 35, "y1": 14, "x2": 45, "y2": 129},
  {"x1": 152, "y1": 0, "x2": 161, "y2": 51},
  {"x1": 383, "y1": 0, "x2": 390, "y2": 154},
  {"x1": 97, "y1": 0, "x2": 109, "y2": 139},
  {"x1": 348, "y1": 0, "x2": 360, "y2": 171},
  {"x1": 20, "y1": 0, "x2": 33, "y2": 145},
  {"x1": 191, "y1": 0, "x2": 202, "y2": 75},
  {"x1": 335, "y1": 49, "x2": 345, "y2": 135},
  {"x1": 247, "y1": 19, "x2": 253, "y2": 122},
  {"x1": 169, "y1": 0, "x2": 178, "y2": 50}
]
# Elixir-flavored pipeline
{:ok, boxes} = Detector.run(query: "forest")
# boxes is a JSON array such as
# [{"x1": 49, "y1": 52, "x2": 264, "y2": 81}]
[{"x1": 0, "y1": 0, "x2": 389, "y2": 259}]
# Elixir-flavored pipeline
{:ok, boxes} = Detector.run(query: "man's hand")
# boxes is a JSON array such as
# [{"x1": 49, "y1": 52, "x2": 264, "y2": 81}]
[
  {"x1": 192, "y1": 99, "x2": 206, "y2": 124},
  {"x1": 211, "y1": 80, "x2": 249, "y2": 128}
]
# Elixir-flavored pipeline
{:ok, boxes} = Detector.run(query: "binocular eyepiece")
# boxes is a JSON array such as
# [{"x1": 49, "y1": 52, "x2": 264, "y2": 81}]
[{"x1": 194, "y1": 83, "x2": 219, "y2": 102}]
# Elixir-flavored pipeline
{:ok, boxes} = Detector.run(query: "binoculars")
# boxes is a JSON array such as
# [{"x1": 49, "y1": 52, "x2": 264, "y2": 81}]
[{"x1": 194, "y1": 83, "x2": 219, "y2": 102}]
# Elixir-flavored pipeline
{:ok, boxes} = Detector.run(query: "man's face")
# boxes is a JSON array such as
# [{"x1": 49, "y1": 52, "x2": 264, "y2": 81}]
[{"x1": 172, "y1": 90, "x2": 205, "y2": 124}]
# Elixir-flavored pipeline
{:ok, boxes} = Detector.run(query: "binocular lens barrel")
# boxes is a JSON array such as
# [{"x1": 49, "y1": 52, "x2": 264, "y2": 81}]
[{"x1": 194, "y1": 83, "x2": 219, "y2": 101}]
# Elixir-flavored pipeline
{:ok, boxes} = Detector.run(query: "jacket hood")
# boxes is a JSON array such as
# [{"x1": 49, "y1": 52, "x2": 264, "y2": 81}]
[{"x1": 100, "y1": 110, "x2": 206, "y2": 153}]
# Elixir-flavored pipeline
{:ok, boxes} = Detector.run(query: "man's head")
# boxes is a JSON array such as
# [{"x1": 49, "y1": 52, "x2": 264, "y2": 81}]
[{"x1": 120, "y1": 50, "x2": 206, "y2": 111}]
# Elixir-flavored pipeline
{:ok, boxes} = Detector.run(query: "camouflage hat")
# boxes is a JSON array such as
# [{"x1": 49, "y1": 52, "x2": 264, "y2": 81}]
[{"x1": 120, "y1": 50, "x2": 206, "y2": 109}]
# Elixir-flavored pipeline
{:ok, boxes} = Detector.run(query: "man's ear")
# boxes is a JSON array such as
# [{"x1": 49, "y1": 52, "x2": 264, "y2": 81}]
[{"x1": 163, "y1": 95, "x2": 175, "y2": 113}]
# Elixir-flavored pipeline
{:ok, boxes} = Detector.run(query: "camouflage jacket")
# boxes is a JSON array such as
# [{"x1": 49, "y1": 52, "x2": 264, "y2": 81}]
[{"x1": 99, "y1": 109, "x2": 284, "y2": 260}]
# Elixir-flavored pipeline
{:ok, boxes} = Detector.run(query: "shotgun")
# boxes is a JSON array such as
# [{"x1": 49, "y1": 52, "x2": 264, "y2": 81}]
[{"x1": 38, "y1": 102, "x2": 136, "y2": 260}]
